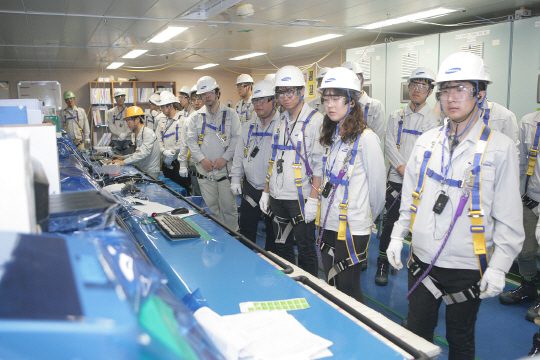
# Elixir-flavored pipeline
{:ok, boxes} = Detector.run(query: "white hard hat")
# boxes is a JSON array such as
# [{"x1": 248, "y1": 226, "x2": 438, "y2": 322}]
[
  {"x1": 320, "y1": 67, "x2": 361, "y2": 93},
  {"x1": 190, "y1": 85, "x2": 197, "y2": 94},
  {"x1": 113, "y1": 88, "x2": 127, "y2": 97},
  {"x1": 149, "y1": 93, "x2": 160, "y2": 105},
  {"x1": 436, "y1": 52, "x2": 492, "y2": 85},
  {"x1": 341, "y1": 61, "x2": 363, "y2": 75},
  {"x1": 179, "y1": 86, "x2": 192, "y2": 95},
  {"x1": 252, "y1": 80, "x2": 275, "y2": 99},
  {"x1": 157, "y1": 90, "x2": 177, "y2": 106},
  {"x1": 274, "y1": 65, "x2": 305, "y2": 89},
  {"x1": 316, "y1": 67, "x2": 331, "y2": 80},
  {"x1": 236, "y1": 74, "x2": 254, "y2": 85},
  {"x1": 264, "y1": 74, "x2": 276, "y2": 83},
  {"x1": 409, "y1": 67, "x2": 436, "y2": 82},
  {"x1": 197, "y1": 76, "x2": 219, "y2": 94}
]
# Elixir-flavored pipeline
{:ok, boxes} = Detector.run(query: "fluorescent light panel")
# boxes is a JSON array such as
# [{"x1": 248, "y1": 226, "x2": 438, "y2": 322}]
[
  {"x1": 284, "y1": 34, "x2": 343, "y2": 47},
  {"x1": 359, "y1": 8, "x2": 457, "y2": 29},
  {"x1": 107, "y1": 62, "x2": 124, "y2": 69},
  {"x1": 229, "y1": 52, "x2": 266, "y2": 60},
  {"x1": 122, "y1": 50, "x2": 148, "y2": 59},
  {"x1": 194, "y1": 63, "x2": 219, "y2": 69},
  {"x1": 148, "y1": 26, "x2": 189, "y2": 43}
]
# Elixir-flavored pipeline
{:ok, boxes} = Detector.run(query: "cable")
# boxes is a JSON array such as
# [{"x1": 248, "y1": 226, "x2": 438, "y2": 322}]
[{"x1": 355, "y1": 27, "x2": 383, "y2": 61}]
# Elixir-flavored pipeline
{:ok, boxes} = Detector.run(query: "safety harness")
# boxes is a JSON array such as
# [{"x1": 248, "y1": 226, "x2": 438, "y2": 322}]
[
  {"x1": 315, "y1": 130, "x2": 369, "y2": 281},
  {"x1": 522, "y1": 113, "x2": 540, "y2": 216},
  {"x1": 236, "y1": 100, "x2": 253, "y2": 123},
  {"x1": 161, "y1": 116, "x2": 180, "y2": 143},
  {"x1": 266, "y1": 109, "x2": 318, "y2": 222},
  {"x1": 363, "y1": 102, "x2": 371, "y2": 125},
  {"x1": 198, "y1": 111, "x2": 227, "y2": 146},
  {"x1": 407, "y1": 123, "x2": 493, "y2": 302},
  {"x1": 244, "y1": 123, "x2": 273, "y2": 158},
  {"x1": 481, "y1": 102, "x2": 492, "y2": 126},
  {"x1": 64, "y1": 107, "x2": 83, "y2": 135},
  {"x1": 112, "y1": 107, "x2": 126, "y2": 125}
]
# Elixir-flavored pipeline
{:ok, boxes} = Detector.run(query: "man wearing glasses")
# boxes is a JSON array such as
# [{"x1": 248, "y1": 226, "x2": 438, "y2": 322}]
[
  {"x1": 231, "y1": 80, "x2": 279, "y2": 252},
  {"x1": 156, "y1": 91, "x2": 183, "y2": 185},
  {"x1": 259, "y1": 65, "x2": 324, "y2": 277},
  {"x1": 185, "y1": 76, "x2": 241, "y2": 231},
  {"x1": 108, "y1": 89, "x2": 132, "y2": 154},
  {"x1": 235, "y1": 74, "x2": 257, "y2": 124},
  {"x1": 376, "y1": 67, "x2": 442, "y2": 286}
]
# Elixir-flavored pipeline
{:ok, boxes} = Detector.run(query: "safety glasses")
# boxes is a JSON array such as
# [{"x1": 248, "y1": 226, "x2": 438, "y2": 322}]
[
  {"x1": 437, "y1": 85, "x2": 476, "y2": 102},
  {"x1": 252, "y1": 97, "x2": 273, "y2": 105},
  {"x1": 275, "y1": 89, "x2": 299, "y2": 100},
  {"x1": 321, "y1": 95, "x2": 347, "y2": 105},
  {"x1": 409, "y1": 82, "x2": 430, "y2": 93}
]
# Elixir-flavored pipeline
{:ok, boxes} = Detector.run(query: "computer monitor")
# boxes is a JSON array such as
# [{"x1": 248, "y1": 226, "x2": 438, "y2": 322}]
[
  {"x1": 400, "y1": 82, "x2": 411, "y2": 103},
  {"x1": 362, "y1": 84, "x2": 372, "y2": 97}
]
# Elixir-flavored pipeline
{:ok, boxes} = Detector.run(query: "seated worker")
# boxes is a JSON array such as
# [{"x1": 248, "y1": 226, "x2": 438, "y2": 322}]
[
  {"x1": 259, "y1": 65, "x2": 325, "y2": 277},
  {"x1": 156, "y1": 91, "x2": 183, "y2": 186},
  {"x1": 377, "y1": 67, "x2": 442, "y2": 286},
  {"x1": 108, "y1": 89, "x2": 132, "y2": 154},
  {"x1": 307, "y1": 67, "x2": 330, "y2": 115},
  {"x1": 111, "y1": 106, "x2": 161, "y2": 178},
  {"x1": 178, "y1": 85, "x2": 205, "y2": 196},
  {"x1": 316, "y1": 67, "x2": 386, "y2": 304},
  {"x1": 235, "y1": 74, "x2": 257, "y2": 124},
  {"x1": 386, "y1": 52, "x2": 524, "y2": 359},
  {"x1": 231, "y1": 80, "x2": 279, "y2": 252},
  {"x1": 144, "y1": 92, "x2": 163, "y2": 132},
  {"x1": 61, "y1": 90, "x2": 90, "y2": 150},
  {"x1": 185, "y1": 76, "x2": 241, "y2": 231}
]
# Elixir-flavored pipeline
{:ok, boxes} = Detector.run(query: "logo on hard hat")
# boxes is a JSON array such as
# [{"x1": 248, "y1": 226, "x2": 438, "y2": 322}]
[
  {"x1": 324, "y1": 78, "x2": 336, "y2": 83},
  {"x1": 201, "y1": 86, "x2": 207, "y2": 89},
  {"x1": 281, "y1": 77, "x2": 291, "y2": 81},
  {"x1": 254, "y1": 90, "x2": 261, "y2": 94},
  {"x1": 445, "y1": 67, "x2": 461, "y2": 74},
  {"x1": 416, "y1": 71, "x2": 425, "y2": 75}
]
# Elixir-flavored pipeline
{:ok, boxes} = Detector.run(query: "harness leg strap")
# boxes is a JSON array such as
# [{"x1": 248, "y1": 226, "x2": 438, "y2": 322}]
[{"x1": 273, "y1": 214, "x2": 294, "y2": 244}]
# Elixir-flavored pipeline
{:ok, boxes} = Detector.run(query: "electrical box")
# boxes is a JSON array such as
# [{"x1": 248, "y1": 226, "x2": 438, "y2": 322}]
[{"x1": 345, "y1": 43, "x2": 386, "y2": 108}]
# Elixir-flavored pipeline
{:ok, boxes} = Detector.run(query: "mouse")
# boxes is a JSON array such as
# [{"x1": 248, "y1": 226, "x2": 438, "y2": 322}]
[{"x1": 171, "y1": 207, "x2": 189, "y2": 215}]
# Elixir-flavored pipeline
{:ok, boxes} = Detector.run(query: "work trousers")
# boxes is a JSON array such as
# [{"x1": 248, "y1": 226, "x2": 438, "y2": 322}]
[
  {"x1": 517, "y1": 203, "x2": 539, "y2": 279},
  {"x1": 379, "y1": 181, "x2": 402, "y2": 252},
  {"x1": 407, "y1": 255, "x2": 482, "y2": 360},
  {"x1": 239, "y1": 179, "x2": 276, "y2": 253},
  {"x1": 196, "y1": 163, "x2": 238, "y2": 232},
  {"x1": 189, "y1": 164, "x2": 202, "y2": 196},
  {"x1": 269, "y1": 197, "x2": 318, "y2": 277},
  {"x1": 321, "y1": 230, "x2": 369, "y2": 304},
  {"x1": 163, "y1": 159, "x2": 191, "y2": 194}
]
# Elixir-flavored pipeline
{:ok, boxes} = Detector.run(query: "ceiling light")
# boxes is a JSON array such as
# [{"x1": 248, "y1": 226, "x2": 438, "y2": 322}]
[
  {"x1": 229, "y1": 52, "x2": 266, "y2": 60},
  {"x1": 148, "y1": 26, "x2": 189, "y2": 43},
  {"x1": 107, "y1": 62, "x2": 124, "y2": 69},
  {"x1": 122, "y1": 50, "x2": 148, "y2": 59},
  {"x1": 284, "y1": 34, "x2": 343, "y2": 47},
  {"x1": 359, "y1": 8, "x2": 458, "y2": 29},
  {"x1": 194, "y1": 63, "x2": 219, "y2": 69}
]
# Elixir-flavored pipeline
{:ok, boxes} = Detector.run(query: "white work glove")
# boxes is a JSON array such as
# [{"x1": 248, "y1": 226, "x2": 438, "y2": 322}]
[
  {"x1": 386, "y1": 238, "x2": 404, "y2": 270},
  {"x1": 85, "y1": 137, "x2": 91, "y2": 145},
  {"x1": 164, "y1": 157, "x2": 173, "y2": 166},
  {"x1": 303, "y1": 197, "x2": 318, "y2": 223},
  {"x1": 179, "y1": 167, "x2": 189, "y2": 177},
  {"x1": 163, "y1": 149, "x2": 175, "y2": 158},
  {"x1": 259, "y1": 192, "x2": 270, "y2": 214},
  {"x1": 231, "y1": 182, "x2": 242, "y2": 196},
  {"x1": 118, "y1": 132, "x2": 128, "y2": 141},
  {"x1": 479, "y1": 267, "x2": 506, "y2": 299}
]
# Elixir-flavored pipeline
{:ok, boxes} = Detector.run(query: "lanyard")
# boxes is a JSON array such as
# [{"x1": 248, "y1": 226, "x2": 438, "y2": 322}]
[{"x1": 440, "y1": 126, "x2": 455, "y2": 184}]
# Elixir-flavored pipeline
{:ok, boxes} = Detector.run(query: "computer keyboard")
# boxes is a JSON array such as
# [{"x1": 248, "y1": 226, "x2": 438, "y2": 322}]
[{"x1": 154, "y1": 215, "x2": 200, "y2": 239}]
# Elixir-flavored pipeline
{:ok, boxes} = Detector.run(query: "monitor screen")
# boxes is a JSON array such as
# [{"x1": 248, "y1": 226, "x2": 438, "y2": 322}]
[{"x1": 401, "y1": 82, "x2": 411, "y2": 103}]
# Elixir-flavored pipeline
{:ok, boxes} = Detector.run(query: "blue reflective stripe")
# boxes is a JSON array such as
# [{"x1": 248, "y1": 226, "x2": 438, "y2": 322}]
[{"x1": 426, "y1": 168, "x2": 462, "y2": 188}]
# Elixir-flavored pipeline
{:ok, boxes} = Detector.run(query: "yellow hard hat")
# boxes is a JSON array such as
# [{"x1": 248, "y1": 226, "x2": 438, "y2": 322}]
[{"x1": 125, "y1": 106, "x2": 144, "y2": 119}]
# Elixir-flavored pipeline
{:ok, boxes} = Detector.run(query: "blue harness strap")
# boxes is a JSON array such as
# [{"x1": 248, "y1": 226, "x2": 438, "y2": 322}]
[
  {"x1": 363, "y1": 102, "x2": 371, "y2": 124},
  {"x1": 482, "y1": 107, "x2": 491, "y2": 126},
  {"x1": 426, "y1": 168, "x2": 462, "y2": 188},
  {"x1": 198, "y1": 111, "x2": 227, "y2": 146},
  {"x1": 244, "y1": 123, "x2": 272, "y2": 158},
  {"x1": 161, "y1": 118, "x2": 179, "y2": 141},
  {"x1": 524, "y1": 117, "x2": 540, "y2": 197}
]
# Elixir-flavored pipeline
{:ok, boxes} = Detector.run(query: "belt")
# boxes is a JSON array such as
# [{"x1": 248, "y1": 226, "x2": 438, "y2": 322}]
[
  {"x1": 194, "y1": 171, "x2": 228, "y2": 182},
  {"x1": 408, "y1": 257, "x2": 480, "y2": 305}
]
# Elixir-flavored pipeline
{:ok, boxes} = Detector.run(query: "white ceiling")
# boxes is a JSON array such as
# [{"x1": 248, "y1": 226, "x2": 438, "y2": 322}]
[{"x1": 0, "y1": 0, "x2": 539, "y2": 71}]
